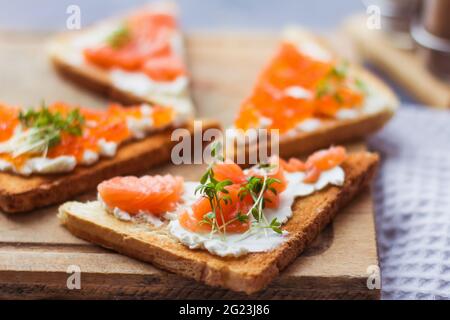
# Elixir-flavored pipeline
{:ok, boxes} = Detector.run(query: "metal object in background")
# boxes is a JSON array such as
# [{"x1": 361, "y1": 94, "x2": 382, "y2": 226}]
[
  {"x1": 363, "y1": 0, "x2": 422, "y2": 49},
  {"x1": 412, "y1": 0, "x2": 450, "y2": 81}
]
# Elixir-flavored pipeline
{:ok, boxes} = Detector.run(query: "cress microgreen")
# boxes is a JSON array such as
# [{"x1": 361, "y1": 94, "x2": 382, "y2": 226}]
[
  {"x1": 355, "y1": 78, "x2": 368, "y2": 94},
  {"x1": 7, "y1": 102, "x2": 85, "y2": 158},
  {"x1": 195, "y1": 141, "x2": 233, "y2": 236},
  {"x1": 237, "y1": 172, "x2": 282, "y2": 235},
  {"x1": 106, "y1": 24, "x2": 131, "y2": 49},
  {"x1": 195, "y1": 141, "x2": 284, "y2": 238},
  {"x1": 315, "y1": 60, "x2": 352, "y2": 104}
]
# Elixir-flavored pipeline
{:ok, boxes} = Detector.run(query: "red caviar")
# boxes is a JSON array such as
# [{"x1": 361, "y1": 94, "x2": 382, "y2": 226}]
[
  {"x1": 234, "y1": 42, "x2": 364, "y2": 133},
  {"x1": 0, "y1": 102, "x2": 174, "y2": 169}
]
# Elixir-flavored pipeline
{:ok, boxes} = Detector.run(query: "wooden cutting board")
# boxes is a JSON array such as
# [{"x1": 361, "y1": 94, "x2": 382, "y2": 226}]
[{"x1": 0, "y1": 31, "x2": 380, "y2": 300}]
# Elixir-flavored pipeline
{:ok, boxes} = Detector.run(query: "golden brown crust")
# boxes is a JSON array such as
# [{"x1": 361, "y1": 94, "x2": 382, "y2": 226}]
[
  {"x1": 0, "y1": 120, "x2": 220, "y2": 213},
  {"x1": 50, "y1": 54, "x2": 148, "y2": 106},
  {"x1": 229, "y1": 107, "x2": 393, "y2": 164},
  {"x1": 277, "y1": 107, "x2": 394, "y2": 158},
  {"x1": 59, "y1": 151, "x2": 379, "y2": 294}
]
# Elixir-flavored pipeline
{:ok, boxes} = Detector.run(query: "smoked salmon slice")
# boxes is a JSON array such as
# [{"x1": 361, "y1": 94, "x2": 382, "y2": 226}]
[
  {"x1": 280, "y1": 146, "x2": 347, "y2": 183},
  {"x1": 98, "y1": 175, "x2": 184, "y2": 216},
  {"x1": 83, "y1": 11, "x2": 185, "y2": 82},
  {"x1": 212, "y1": 160, "x2": 247, "y2": 184},
  {"x1": 179, "y1": 184, "x2": 252, "y2": 234}
]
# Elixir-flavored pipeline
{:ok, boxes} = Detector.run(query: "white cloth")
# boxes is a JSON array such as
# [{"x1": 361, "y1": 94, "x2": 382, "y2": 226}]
[{"x1": 369, "y1": 106, "x2": 450, "y2": 300}]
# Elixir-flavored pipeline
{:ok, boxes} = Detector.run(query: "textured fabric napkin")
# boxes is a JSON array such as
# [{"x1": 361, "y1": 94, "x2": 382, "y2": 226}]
[{"x1": 368, "y1": 106, "x2": 450, "y2": 300}]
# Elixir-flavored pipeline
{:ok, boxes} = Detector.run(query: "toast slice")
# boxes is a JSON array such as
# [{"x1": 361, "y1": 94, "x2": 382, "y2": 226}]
[
  {"x1": 47, "y1": 2, "x2": 194, "y2": 117},
  {"x1": 58, "y1": 151, "x2": 379, "y2": 294},
  {"x1": 229, "y1": 27, "x2": 398, "y2": 160},
  {"x1": 0, "y1": 120, "x2": 220, "y2": 213}
]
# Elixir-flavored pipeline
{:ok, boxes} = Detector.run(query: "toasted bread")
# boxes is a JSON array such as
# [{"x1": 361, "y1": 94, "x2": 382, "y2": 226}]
[
  {"x1": 47, "y1": 2, "x2": 194, "y2": 117},
  {"x1": 0, "y1": 120, "x2": 220, "y2": 213},
  {"x1": 58, "y1": 151, "x2": 379, "y2": 294},
  {"x1": 229, "y1": 28, "x2": 398, "y2": 160}
]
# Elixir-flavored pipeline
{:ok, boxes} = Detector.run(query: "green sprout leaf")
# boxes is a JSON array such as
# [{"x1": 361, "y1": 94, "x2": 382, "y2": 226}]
[
  {"x1": 106, "y1": 25, "x2": 131, "y2": 49},
  {"x1": 12, "y1": 103, "x2": 85, "y2": 157}
]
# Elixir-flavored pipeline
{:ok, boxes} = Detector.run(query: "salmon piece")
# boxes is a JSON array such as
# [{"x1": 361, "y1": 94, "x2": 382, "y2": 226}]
[
  {"x1": 306, "y1": 146, "x2": 347, "y2": 171},
  {"x1": 98, "y1": 175, "x2": 184, "y2": 216},
  {"x1": 83, "y1": 11, "x2": 184, "y2": 82},
  {"x1": 246, "y1": 156, "x2": 287, "y2": 194},
  {"x1": 179, "y1": 184, "x2": 251, "y2": 234},
  {"x1": 280, "y1": 146, "x2": 348, "y2": 183},
  {"x1": 127, "y1": 12, "x2": 176, "y2": 34},
  {"x1": 280, "y1": 157, "x2": 307, "y2": 172},
  {"x1": 84, "y1": 45, "x2": 145, "y2": 71},
  {"x1": 212, "y1": 161, "x2": 247, "y2": 184},
  {"x1": 303, "y1": 166, "x2": 321, "y2": 184},
  {"x1": 142, "y1": 54, "x2": 186, "y2": 82},
  {"x1": 244, "y1": 156, "x2": 287, "y2": 210},
  {"x1": 262, "y1": 188, "x2": 280, "y2": 209}
]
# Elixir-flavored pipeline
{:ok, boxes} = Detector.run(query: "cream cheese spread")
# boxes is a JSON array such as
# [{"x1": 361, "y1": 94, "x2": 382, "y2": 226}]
[{"x1": 168, "y1": 167, "x2": 345, "y2": 257}]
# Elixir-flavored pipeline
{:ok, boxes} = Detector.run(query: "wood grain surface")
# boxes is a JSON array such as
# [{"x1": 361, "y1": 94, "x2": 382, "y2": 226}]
[{"x1": 0, "y1": 31, "x2": 380, "y2": 299}]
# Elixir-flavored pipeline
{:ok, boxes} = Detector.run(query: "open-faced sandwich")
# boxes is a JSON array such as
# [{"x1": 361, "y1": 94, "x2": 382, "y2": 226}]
[
  {"x1": 48, "y1": 2, "x2": 193, "y2": 117},
  {"x1": 0, "y1": 102, "x2": 218, "y2": 213},
  {"x1": 59, "y1": 145, "x2": 379, "y2": 294},
  {"x1": 229, "y1": 27, "x2": 398, "y2": 159}
]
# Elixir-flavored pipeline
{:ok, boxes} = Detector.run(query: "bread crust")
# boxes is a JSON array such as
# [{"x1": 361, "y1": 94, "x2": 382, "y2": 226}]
[
  {"x1": 231, "y1": 105, "x2": 394, "y2": 163},
  {"x1": 278, "y1": 106, "x2": 394, "y2": 158},
  {"x1": 50, "y1": 53, "x2": 152, "y2": 106},
  {"x1": 59, "y1": 151, "x2": 379, "y2": 294},
  {"x1": 0, "y1": 120, "x2": 220, "y2": 213}
]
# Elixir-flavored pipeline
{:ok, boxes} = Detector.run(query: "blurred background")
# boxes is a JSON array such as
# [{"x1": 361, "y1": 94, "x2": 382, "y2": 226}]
[
  {"x1": 0, "y1": 0, "x2": 362, "y2": 31},
  {"x1": 2, "y1": 0, "x2": 449, "y2": 107}
]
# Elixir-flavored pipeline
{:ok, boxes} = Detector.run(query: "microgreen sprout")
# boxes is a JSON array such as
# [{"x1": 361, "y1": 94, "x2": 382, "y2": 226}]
[{"x1": 0, "y1": 102, "x2": 85, "y2": 158}]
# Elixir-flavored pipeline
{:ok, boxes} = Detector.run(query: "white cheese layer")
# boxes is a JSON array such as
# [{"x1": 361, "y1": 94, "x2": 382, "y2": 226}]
[
  {"x1": 80, "y1": 150, "x2": 99, "y2": 166},
  {"x1": 19, "y1": 156, "x2": 77, "y2": 175},
  {"x1": 110, "y1": 71, "x2": 188, "y2": 97},
  {"x1": 168, "y1": 166, "x2": 345, "y2": 257},
  {"x1": 296, "y1": 118, "x2": 322, "y2": 132},
  {"x1": 284, "y1": 86, "x2": 313, "y2": 100},
  {"x1": 110, "y1": 70, "x2": 193, "y2": 118},
  {"x1": 97, "y1": 139, "x2": 118, "y2": 157},
  {"x1": 169, "y1": 221, "x2": 289, "y2": 257}
]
